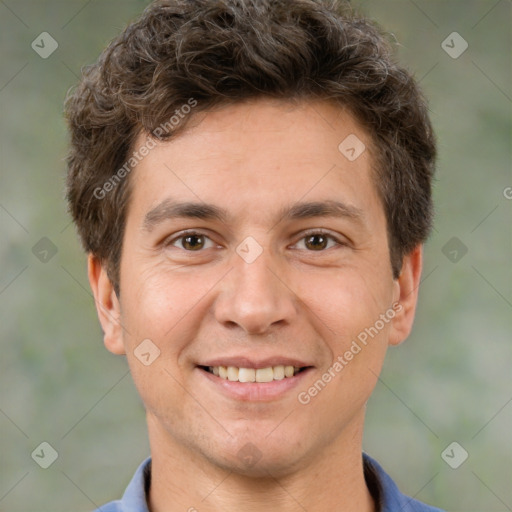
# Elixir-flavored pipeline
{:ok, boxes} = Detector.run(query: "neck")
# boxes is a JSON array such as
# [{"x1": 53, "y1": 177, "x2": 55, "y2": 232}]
[{"x1": 146, "y1": 413, "x2": 375, "y2": 512}]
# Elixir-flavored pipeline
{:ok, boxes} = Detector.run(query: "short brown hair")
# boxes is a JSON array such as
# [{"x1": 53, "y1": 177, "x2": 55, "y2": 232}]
[{"x1": 65, "y1": 0, "x2": 436, "y2": 294}]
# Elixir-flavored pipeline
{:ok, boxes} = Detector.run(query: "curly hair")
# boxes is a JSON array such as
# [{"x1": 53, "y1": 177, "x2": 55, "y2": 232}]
[{"x1": 65, "y1": 0, "x2": 436, "y2": 294}]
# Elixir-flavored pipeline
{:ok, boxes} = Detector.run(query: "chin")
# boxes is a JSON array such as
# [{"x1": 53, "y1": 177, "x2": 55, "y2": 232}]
[{"x1": 207, "y1": 431, "x2": 311, "y2": 479}]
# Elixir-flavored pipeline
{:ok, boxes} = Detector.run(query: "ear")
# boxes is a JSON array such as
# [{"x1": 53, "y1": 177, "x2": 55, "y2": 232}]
[
  {"x1": 388, "y1": 245, "x2": 423, "y2": 346},
  {"x1": 87, "y1": 254, "x2": 126, "y2": 355}
]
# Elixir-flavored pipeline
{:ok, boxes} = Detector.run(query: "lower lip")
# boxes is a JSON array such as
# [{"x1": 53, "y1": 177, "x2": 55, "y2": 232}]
[{"x1": 196, "y1": 367, "x2": 314, "y2": 402}]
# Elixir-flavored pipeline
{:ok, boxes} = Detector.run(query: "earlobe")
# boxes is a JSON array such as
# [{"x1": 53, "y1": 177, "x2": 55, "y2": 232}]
[
  {"x1": 87, "y1": 254, "x2": 126, "y2": 355},
  {"x1": 388, "y1": 245, "x2": 423, "y2": 346}
]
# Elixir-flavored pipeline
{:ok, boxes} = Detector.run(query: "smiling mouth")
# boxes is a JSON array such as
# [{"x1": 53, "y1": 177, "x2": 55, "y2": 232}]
[{"x1": 199, "y1": 365, "x2": 309, "y2": 383}]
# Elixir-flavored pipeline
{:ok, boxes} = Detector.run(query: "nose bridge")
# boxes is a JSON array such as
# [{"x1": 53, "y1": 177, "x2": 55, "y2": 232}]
[
  {"x1": 236, "y1": 246, "x2": 278, "y2": 299},
  {"x1": 214, "y1": 239, "x2": 296, "y2": 334}
]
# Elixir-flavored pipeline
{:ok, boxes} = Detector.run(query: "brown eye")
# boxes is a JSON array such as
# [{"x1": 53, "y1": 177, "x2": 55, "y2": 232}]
[
  {"x1": 181, "y1": 234, "x2": 205, "y2": 251},
  {"x1": 304, "y1": 234, "x2": 329, "y2": 251},
  {"x1": 293, "y1": 231, "x2": 344, "y2": 252},
  {"x1": 167, "y1": 232, "x2": 215, "y2": 251}
]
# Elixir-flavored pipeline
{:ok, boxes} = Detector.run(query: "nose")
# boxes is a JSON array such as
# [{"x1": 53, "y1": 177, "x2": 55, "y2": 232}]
[{"x1": 213, "y1": 245, "x2": 297, "y2": 336}]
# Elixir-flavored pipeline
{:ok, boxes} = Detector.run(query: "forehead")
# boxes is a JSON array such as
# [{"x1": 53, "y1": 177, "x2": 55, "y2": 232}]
[{"x1": 128, "y1": 99, "x2": 383, "y2": 227}]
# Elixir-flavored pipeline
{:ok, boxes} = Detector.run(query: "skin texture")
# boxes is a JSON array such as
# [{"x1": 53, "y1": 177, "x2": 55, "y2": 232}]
[{"x1": 89, "y1": 99, "x2": 423, "y2": 512}]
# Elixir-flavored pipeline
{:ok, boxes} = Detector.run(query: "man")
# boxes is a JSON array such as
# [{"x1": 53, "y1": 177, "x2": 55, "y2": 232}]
[{"x1": 65, "y1": 0, "x2": 443, "y2": 510}]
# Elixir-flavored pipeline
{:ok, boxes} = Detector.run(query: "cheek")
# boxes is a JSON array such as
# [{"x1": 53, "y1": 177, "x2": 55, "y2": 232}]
[
  {"x1": 297, "y1": 275, "x2": 392, "y2": 417},
  {"x1": 294, "y1": 267, "x2": 393, "y2": 398},
  {"x1": 118, "y1": 268, "x2": 200, "y2": 417},
  {"x1": 294, "y1": 294, "x2": 391, "y2": 438},
  {"x1": 296, "y1": 266, "x2": 393, "y2": 340},
  {"x1": 119, "y1": 261, "x2": 219, "y2": 368},
  {"x1": 122, "y1": 258, "x2": 180, "y2": 328}
]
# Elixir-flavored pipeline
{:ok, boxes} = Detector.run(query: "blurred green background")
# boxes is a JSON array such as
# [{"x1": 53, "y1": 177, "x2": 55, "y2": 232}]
[{"x1": 0, "y1": 1, "x2": 510, "y2": 511}]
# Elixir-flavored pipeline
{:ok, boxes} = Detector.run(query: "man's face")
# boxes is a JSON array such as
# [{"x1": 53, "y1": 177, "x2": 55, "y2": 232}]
[{"x1": 93, "y1": 99, "x2": 418, "y2": 476}]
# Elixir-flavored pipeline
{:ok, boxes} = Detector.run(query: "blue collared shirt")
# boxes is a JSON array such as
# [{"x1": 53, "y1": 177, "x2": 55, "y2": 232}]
[{"x1": 94, "y1": 453, "x2": 445, "y2": 511}]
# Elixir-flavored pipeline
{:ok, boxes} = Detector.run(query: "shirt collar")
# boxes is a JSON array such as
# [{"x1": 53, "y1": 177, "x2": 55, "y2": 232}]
[
  {"x1": 119, "y1": 456, "x2": 151, "y2": 512},
  {"x1": 120, "y1": 453, "x2": 442, "y2": 512}
]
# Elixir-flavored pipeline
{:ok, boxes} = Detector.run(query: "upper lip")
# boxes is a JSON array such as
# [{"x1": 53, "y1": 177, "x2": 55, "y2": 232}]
[{"x1": 198, "y1": 357, "x2": 313, "y2": 369}]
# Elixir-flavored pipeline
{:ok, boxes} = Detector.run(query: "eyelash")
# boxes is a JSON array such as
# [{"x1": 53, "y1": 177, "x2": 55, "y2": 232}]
[{"x1": 165, "y1": 229, "x2": 346, "y2": 252}]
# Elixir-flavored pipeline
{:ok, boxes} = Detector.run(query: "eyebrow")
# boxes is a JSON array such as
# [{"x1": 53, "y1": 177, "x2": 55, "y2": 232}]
[
  {"x1": 143, "y1": 200, "x2": 229, "y2": 231},
  {"x1": 142, "y1": 198, "x2": 365, "y2": 232}
]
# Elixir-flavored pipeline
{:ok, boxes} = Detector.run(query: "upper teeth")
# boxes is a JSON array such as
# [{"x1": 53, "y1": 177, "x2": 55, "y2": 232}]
[{"x1": 209, "y1": 365, "x2": 300, "y2": 382}]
